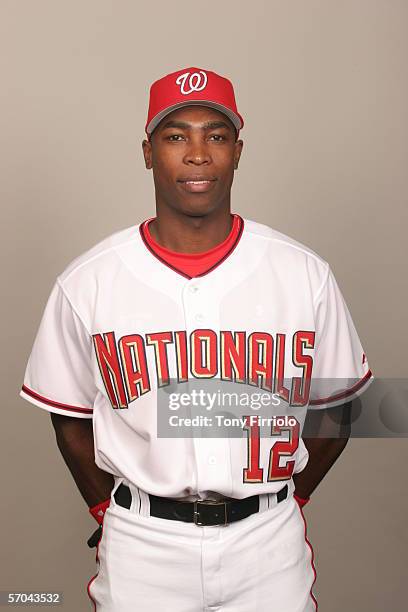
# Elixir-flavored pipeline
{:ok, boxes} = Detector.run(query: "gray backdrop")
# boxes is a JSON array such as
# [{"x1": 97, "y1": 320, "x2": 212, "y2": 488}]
[{"x1": 1, "y1": 1, "x2": 407, "y2": 610}]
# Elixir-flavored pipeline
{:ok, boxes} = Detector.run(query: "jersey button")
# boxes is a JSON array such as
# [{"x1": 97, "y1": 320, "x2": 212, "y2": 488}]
[
  {"x1": 195, "y1": 313, "x2": 204, "y2": 323},
  {"x1": 208, "y1": 456, "x2": 217, "y2": 465},
  {"x1": 189, "y1": 285, "x2": 199, "y2": 294}
]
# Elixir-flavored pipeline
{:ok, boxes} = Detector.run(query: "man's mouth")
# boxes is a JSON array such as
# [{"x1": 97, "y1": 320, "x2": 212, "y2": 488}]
[{"x1": 177, "y1": 177, "x2": 217, "y2": 193}]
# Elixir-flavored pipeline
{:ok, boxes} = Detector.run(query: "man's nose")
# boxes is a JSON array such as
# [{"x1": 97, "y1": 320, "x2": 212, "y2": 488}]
[{"x1": 183, "y1": 139, "x2": 211, "y2": 165}]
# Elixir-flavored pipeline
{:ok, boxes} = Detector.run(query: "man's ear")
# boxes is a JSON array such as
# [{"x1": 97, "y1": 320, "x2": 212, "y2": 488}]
[
  {"x1": 142, "y1": 137, "x2": 153, "y2": 169},
  {"x1": 234, "y1": 139, "x2": 244, "y2": 170}
]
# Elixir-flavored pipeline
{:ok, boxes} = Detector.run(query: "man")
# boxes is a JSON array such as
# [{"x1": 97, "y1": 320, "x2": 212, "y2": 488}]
[{"x1": 20, "y1": 67, "x2": 373, "y2": 611}]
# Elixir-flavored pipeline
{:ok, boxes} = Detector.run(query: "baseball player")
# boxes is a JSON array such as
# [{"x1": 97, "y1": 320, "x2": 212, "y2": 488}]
[{"x1": 20, "y1": 67, "x2": 373, "y2": 611}]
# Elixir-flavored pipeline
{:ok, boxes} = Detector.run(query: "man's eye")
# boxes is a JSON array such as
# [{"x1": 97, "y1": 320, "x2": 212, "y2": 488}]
[
  {"x1": 209, "y1": 134, "x2": 226, "y2": 141},
  {"x1": 167, "y1": 134, "x2": 184, "y2": 141}
]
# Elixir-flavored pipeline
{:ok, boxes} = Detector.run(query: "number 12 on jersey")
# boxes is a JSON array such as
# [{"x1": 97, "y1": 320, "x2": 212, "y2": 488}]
[{"x1": 243, "y1": 416, "x2": 300, "y2": 482}]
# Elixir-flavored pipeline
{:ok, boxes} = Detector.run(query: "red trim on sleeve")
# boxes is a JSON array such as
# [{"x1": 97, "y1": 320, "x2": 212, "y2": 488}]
[
  {"x1": 309, "y1": 369, "x2": 372, "y2": 406},
  {"x1": 21, "y1": 385, "x2": 93, "y2": 415}
]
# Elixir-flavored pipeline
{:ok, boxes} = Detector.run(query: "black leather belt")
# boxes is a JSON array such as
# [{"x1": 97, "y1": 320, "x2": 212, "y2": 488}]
[{"x1": 114, "y1": 483, "x2": 289, "y2": 527}]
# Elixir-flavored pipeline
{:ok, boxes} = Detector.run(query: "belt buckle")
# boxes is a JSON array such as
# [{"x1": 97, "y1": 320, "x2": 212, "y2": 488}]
[{"x1": 193, "y1": 499, "x2": 228, "y2": 526}]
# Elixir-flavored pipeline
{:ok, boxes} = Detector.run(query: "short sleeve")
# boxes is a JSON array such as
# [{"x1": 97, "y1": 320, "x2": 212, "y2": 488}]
[
  {"x1": 20, "y1": 281, "x2": 97, "y2": 418},
  {"x1": 309, "y1": 266, "x2": 374, "y2": 409}
]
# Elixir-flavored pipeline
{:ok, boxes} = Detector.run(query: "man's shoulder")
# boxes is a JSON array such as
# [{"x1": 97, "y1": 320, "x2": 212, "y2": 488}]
[
  {"x1": 243, "y1": 217, "x2": 328, "y2": 267},
  {"x1": 57, "y1": 223, "x2": 141, "y2": 286}
]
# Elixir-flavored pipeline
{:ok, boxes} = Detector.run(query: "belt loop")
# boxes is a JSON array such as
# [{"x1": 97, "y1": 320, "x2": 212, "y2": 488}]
[
  {"x1": 111, "y1": 476, "x2": 125, "y2": 502},
  {"x1": 287, "y1": 477, "x2": 295, "y2": 498},
  {"x1": 127, "y1": 483, "x2": 140, "y2": 514},
  {"x1": 136, "y1": 487, "x2": 150, "y2": 517},
  {"x1": 265, "y1": 482, "x2": 291, "y2": 511},
  {"x1": 258, "y1": 492, "x2": 270, "y2": 512}
]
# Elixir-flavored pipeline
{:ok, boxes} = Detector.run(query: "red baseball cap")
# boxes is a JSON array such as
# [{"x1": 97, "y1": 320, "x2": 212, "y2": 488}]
[{"x1": 145, "y1": 67, "x2": 244, "y2": 136}]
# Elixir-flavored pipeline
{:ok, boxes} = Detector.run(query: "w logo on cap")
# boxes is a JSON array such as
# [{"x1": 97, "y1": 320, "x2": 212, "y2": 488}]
[{"x1": 175, "y1": 71, "x2": 208, "y2": 95}]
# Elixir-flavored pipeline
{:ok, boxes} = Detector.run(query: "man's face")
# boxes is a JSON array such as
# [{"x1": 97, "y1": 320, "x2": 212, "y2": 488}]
[{"x1": 142, "y1": 106, "x2": 243, "y2": 217}]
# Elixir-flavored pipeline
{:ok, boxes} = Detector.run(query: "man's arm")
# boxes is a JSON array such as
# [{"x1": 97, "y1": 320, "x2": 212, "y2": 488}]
[
  {"x1": 292, "y1": 401, "x2": 352, "y2": 500},
  {"x1": 50, "y1": 413, "x2": 114, "y2": 508}
]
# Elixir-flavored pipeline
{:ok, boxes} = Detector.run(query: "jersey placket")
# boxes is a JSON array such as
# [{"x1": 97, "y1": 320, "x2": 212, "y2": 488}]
[{"x1": 181, "y1": 277, "x2": 233, "y2": 501}]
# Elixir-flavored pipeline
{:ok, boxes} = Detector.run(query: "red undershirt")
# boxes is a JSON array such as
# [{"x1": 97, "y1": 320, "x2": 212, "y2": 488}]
[{"x1": 140, "y1": 214, "x2": 244, "y2": 278}]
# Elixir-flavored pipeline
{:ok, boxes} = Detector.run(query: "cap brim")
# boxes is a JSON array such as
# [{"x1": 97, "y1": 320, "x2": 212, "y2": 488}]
[{"x1": 146, "y1": 100, "x2": 243, "y2": 135}]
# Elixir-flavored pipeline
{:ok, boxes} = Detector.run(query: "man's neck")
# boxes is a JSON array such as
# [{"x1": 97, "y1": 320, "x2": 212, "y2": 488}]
[{"x1": 148, "y1": 207, "x2": 233, "y2": 254}]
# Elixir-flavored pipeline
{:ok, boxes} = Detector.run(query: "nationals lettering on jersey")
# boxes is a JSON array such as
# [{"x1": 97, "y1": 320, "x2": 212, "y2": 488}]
[{"x1": 92, "y1": 328, "x2": 315, "y2": 409}]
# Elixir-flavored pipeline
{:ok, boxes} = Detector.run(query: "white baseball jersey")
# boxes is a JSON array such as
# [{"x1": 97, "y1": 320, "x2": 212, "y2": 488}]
[{"x1": 20, "y1": 217, "x2": 373, "y2": 500}]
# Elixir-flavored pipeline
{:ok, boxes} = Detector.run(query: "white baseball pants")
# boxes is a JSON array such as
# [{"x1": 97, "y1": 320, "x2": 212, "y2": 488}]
[{"x1": 87, "y1": 480, "x2": 318, "y2": 611}]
